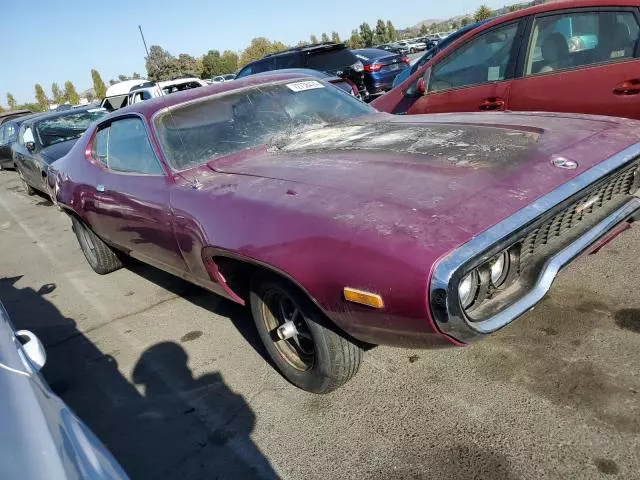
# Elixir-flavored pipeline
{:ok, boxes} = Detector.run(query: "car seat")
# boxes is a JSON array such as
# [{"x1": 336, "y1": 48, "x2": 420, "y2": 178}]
[{"x1": 536, "y1": 33, "x2": 570, "y2": 73}]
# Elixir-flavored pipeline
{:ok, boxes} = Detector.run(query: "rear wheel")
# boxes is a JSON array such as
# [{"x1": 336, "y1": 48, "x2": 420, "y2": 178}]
[
  {"x1": 250, "y1": 276, "x2": 363, "y2": 393},
  {"x1": 71, "y1": 217, "x2": 122, "y2": 274},
  {"x1": 18, "y1": 168, "x2": 35, "y2": 196}
]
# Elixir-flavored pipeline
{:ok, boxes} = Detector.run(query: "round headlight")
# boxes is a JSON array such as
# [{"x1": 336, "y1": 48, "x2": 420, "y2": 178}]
[
  {"x1": 489, "y1": 252, "x2": 509, "y2": 287},
  {"x1": 458, "y1": 271, "x2": 479, "y2": 309}
]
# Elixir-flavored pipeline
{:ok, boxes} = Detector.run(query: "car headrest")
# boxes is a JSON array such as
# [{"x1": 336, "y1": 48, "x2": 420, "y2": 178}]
[{"x1": 541, "y1": 33, "x2": 569, "y2": 63}]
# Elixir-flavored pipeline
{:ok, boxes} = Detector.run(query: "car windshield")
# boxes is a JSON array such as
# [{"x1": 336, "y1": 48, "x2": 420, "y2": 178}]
[
  {"x1": 36, "y1": 109, "x2": 107, "y2": 147},
  {"x1": 306, "y1": 48, "x2": 356, "y2": 73},
  {"x1": 155, "y1": 80, "x2": 375, "y2": 170}
]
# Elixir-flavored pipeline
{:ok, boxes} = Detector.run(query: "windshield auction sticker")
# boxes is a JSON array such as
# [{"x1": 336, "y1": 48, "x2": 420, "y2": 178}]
[{"x1": 286, "y1": 80, "x2": 325, "y2": 92}]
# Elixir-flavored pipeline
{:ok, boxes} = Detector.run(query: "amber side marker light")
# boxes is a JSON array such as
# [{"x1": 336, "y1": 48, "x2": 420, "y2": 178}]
[{"x1": 343, "y1": 287, "x2": 384, "y2": 309}]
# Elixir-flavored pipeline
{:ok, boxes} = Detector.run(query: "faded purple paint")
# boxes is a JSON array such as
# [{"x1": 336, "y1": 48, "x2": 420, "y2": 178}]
[{"x1": 50, "y1": 74, "x2": 640, "y2": 348}]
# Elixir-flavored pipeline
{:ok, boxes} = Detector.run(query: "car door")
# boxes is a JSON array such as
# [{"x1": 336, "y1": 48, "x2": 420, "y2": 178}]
[
  {"x1": 0, "y1": 125, "x2": 9, "y2": 165},
  {"x1": 89, "y1": 116, "x2": 187, "y2": 274},
  {"x1": 408, "y1": 20, "x2": 523, "y2": 115},
  {"x1": 15, "y1": 125, "x2": 41, "y2": 186},
  {"x1": 509, "y1": 8, "x2": 640, "y2": 119}
]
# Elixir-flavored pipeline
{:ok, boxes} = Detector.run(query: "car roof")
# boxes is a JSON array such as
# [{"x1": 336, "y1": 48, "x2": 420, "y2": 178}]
[
  {"x1": 0, "y1": 110, "x2": 32, "y2": 124},
  {"x1": 353, "y1": 48, "x2": 398, "y2": 58},
  {"x1": 264, "y1": 42, "x2": 347, "y2": 58},
  {"x1": 158, "y1": 77, "x2": 203, "y2": 87},
  {"x1": 252, "y1": 68, "x2": 334, "y2": 80},
  {"x1": 21, "y1": 106, "x2": 105, "y2": 126},
  {"x1": 479, "y1": 0, "x2": 639, "y2": 27},
  {"x1": 110, "y1": 73, "x2": 321, "y2": 119},
  {"x1": 104, "y1": 79, "x2": 153, "y2": 97}
]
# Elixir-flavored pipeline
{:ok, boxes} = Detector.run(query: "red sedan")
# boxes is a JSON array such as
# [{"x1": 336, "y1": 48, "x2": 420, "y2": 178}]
[
  {"x1": 373, "y1": 0, "x2": 640, "y2": 119},
  {"x1": 49, "y1": 73, "x2": 640, "y2": 393}
]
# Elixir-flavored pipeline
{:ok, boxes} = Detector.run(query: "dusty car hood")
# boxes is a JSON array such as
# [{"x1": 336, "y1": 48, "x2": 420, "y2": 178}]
[{"x1": 209, "y1": 114, "x2": 636, "y2": 227}]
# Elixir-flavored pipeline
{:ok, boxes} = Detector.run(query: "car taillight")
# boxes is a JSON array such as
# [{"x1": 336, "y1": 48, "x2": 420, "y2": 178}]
[
  {"x1": 402, "y1": 56, "x2": 410, "y2": 64},
  {"x1": 364, "y1": 63, "x2": 382, "y2": 72}
]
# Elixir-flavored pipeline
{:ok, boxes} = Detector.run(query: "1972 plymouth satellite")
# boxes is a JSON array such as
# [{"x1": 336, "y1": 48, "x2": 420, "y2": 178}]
[{"x1": 49, "y1": 73, "x2": 640, "y2": 393}]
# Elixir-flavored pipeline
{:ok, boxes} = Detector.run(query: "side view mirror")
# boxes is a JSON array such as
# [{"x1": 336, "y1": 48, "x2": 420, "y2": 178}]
[
  {"x1": 405, "y1": 67, "x2": 432, "y2": 98},
  {"x1": 419, "y1": 67, "x2": 432, "y2": 95},
  {"x1": 26, "y1": 141, "x2": 36, "y2": 153},
  {"x1": 15, "y1": 330, "x2": 47, "y2": 371}
]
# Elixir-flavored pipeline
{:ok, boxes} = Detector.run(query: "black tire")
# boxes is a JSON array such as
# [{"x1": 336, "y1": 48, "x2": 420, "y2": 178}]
[
  {"x1": 18, "y1": 168, "x2": 35, "y2": 196},
  {"x1": 250, "y1": 276, "x2": 363, "y2": 393},
  {"x1": 71, "y1": 217, "x2": 122, "y2": 274}
]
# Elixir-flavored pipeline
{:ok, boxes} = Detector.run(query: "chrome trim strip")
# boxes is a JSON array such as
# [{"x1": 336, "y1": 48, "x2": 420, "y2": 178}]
[{"x1": 430, "y1": 142, "x2": 640, "y2": 342}]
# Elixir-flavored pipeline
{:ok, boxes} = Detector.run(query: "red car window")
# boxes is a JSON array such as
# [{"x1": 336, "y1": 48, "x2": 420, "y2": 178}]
[
  {"x1": 524, "y1": 10, "x2": 640, "y2": 77},
  {"x1": 429, "y1": 22, "x2": 519, "y2": 93}
]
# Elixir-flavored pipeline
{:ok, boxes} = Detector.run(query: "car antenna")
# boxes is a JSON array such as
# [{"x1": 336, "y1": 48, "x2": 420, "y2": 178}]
[{"x1": 138, "y1": 26, "x2": 196, "y2": 180}]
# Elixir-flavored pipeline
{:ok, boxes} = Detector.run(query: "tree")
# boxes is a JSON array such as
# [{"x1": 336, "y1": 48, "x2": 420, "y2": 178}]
[
  {"x1": 0, "y1": 105, "x2": 4, "y2": 113},
  {"x1": 86, "y1": 91, "x2": 95, "y2": 103},
  {"x1": 320, "y1": 32, "x2": 330, "y2": 43},
  {"x1": 347, "y1": 29, "x2": 363, "y2": 49},
  {"x1": 374, "y1": 19, "x2": 387, "y2": 44},
  {"x1": 310, "y1": 34, "x2": 318, "y2": 44},
  {"x1": 132, "y1": 72, "x2": 141, "y2": 79},
  {"x1": 201, "y1": 49, "x2": 221, "y2": 78},
  {"x1": 117, "y1": 74, "x2": 128, "y2": 82},
  {"x1": 109, "y1": 79, "x2": 117, "y2": 86},
  {"x1": 331, "y1": 31, "x2": 341, "y2": 43},
  {"x1": 174, "y1": 53, "x2": 200, "y2": 77},
  {"x1": 474, "y1": 5, "x2": 493, "y2": 22},
  {"x1": 359, "y1": 22, "x2": 374, "y2": 47},
  {"x1": 219, "y1": 50, "x2": 239, "y2": 74},
  {"x1": 34, "y1": 84, "x2": 49, "y2": 111},
  {"x1": 7, "y1": 93, "x2": 17, "y2": 110},
  {"x1": 419, "y1": 24, "x2": 428, "y2": 36},
  {"x1": 51, "y1": 82, "x2": 64, "y2": 104},
  {"x1": 386, "y1": 20, "x2": 397, "y2": 42},
  {"x1": 239, "y1": 37, "x2": 287, "y2": 67},
  {"x1": 91, "y1": 69, "x2": 107, "y2": 99},
  {"x1": 64, "y1": 81, "x2": 80, "y2": 104},
  {"x1": 451, "y1": 21, "x2": 459, "y2": 30},
  {"x1": 145, "y1": 45, "x2": 178, "y2": 81},
  {"x1": 460, "y1": 17, "x2": 471, "y2": 27}
]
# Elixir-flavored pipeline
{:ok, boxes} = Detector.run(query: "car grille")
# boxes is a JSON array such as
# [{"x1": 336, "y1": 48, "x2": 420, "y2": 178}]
[{"x1": 520, "y1": 161, "x2": 638, "y2": 269}]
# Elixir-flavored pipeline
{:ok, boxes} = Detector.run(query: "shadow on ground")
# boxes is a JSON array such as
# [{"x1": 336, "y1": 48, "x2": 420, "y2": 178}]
[{"x1": 0, "y1": 276, "x2": 278, "y2": 480}]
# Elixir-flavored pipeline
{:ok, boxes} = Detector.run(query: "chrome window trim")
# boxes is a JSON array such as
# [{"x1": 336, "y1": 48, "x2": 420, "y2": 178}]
[{"x1": 430, "y1": 142, "x2": 640, "y2": 343}]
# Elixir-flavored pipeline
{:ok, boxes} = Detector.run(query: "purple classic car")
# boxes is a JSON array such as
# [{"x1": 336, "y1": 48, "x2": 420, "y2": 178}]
[{"x1": 49, "y1": 73, "x2": 640, "y2": 393}]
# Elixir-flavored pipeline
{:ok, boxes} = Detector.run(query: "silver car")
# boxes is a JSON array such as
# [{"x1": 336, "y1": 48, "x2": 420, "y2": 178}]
[{"x1": 0, "y1": 301, "x2": 128, "y2": 479}]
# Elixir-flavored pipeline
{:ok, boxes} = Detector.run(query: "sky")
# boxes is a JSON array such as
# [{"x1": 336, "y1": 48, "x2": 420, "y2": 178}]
[{"x1": 1, "y1": 0, "x2": 512, "y2": 105}]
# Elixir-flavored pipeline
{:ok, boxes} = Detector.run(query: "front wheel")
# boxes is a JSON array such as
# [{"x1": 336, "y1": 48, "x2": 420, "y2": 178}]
[
  {"x1": 71, "y1": 217, "x2": 123, "y2": 274},
  {"x1": 250, "y1": 277, "x2": 363, "y2": 393}
]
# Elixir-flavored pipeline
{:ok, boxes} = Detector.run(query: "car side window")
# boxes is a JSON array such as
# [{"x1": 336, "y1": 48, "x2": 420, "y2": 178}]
[
  {"x1": 6, "y1": 124, "x2": 16, "y2": 140},
  {"x1": 236, "y1": 65, "x2": 252, "y2": 78},
  {"x1": 524, "y1": 10, "x2": 639, "y2": 76},
  {"x1": 98, "y1": 118, "x2": 164, "y2": 175},
  {"x1": 93, "y1": 127, "x2": 109, "y2": 165},
  {"x1": 0, "y1": 125, "x2": 6, "y2": 144},
  {"x1": 22, "y1": 127, "x2": 35, "y2": 145},
  {"x1": 429, "y1": 22, "x2": 519, "y2": 93}
]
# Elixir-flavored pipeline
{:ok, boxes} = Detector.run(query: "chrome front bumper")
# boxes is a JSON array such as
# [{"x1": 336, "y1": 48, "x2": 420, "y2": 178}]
[{"x1": 430, "y1": 142, "x2": 640, "y2": 343}]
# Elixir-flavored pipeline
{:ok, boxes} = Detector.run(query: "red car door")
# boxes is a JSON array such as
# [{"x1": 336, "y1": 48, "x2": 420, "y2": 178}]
[
  {"x1": 509, "y1": 8, "x2": 640, "y2": 119},
  {"x1": 408, "y1": 21, "x2": 522, "y2": 115},
  {"x1": 89, "y1": 117, "x2": 187, "y2": 274}
]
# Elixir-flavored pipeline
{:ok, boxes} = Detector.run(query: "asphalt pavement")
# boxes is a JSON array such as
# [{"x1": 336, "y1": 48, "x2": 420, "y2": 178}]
[{"x1": 1, "y1": 170, "x2": 639, "y2": 480}]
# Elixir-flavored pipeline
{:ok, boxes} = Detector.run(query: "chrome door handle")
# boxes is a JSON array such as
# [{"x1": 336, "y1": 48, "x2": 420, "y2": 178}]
[{"x1": 96, "y1": 184, "x2": 105, "y2": 192}]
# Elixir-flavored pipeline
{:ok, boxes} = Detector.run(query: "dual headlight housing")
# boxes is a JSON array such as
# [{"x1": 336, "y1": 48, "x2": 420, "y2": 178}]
[{"x1": 456, "y1": 247, "x2": 521, "y2": 319}]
